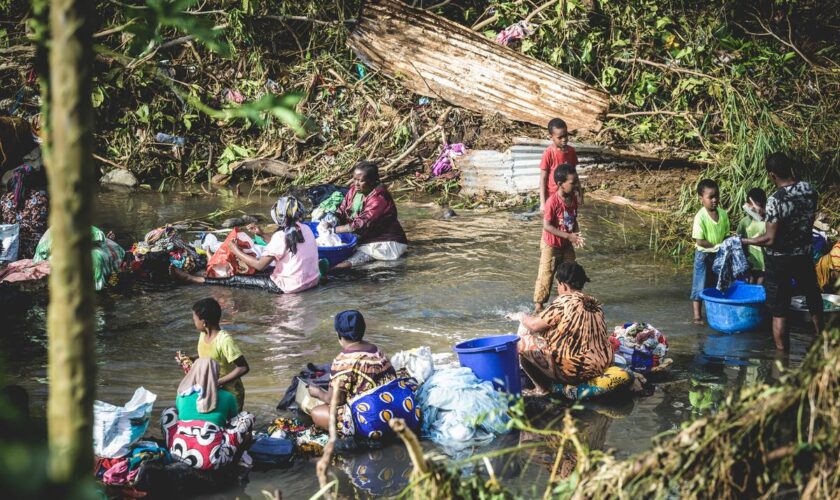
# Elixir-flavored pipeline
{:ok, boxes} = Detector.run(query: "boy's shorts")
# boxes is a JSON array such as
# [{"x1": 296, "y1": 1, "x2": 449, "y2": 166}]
[{"x1": 690, "y1": 250, "x2": 717, "y2": 300}]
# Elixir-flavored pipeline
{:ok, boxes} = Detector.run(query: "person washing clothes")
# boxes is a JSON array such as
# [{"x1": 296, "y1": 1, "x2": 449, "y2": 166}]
[
  {"x1": 741, "y1": 153, "x2": 823, "y2": 350},
  {"x1": 736, "y1": 187, "x2": 767, "y2": 284},
  {"x1": 539, "y1": 118, "x2": 581, "y2": 211},
  {"x1": 690, "y1": 179, "x2": 730, "y2": 325},
  {"x1": 534, "y1": 164, "x2": 584, "y2": 312},
  {"x1": 330, "y1": 161, "x2": 408, "y2": 269},
  {"x1": 181, "y1": 298, "x2": 249, "y2": 410},
  {"x1": 172, "y1": 196, "x2": 321, "y2": 293}
]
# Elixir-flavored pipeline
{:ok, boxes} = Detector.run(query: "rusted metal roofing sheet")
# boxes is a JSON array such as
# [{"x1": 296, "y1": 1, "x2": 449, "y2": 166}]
[{"x1": 348, "y1": 0, "x2": 609, "y2": 132}]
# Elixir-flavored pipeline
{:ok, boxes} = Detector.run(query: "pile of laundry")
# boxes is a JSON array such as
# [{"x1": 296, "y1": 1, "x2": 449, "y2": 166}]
[
  {"x1": 95, "y1": 442, "x2": 173, "y2": 488},
  {"x1": 126, "y1": 225, "x2": 204, "y2": 282},
  {"x1": 264, "y1": 417, "x2": 330, "y2": 457},
  {"x1": 33, "y1": 226, "x2": 125, "y2": 290},
  {"x1": 609, "y1": 322, "x2": 672, "y2": 374}
]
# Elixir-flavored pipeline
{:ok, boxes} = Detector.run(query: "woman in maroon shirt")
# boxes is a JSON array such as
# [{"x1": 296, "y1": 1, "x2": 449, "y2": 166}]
[{"x1": 332, "y1": 161, "x2": 407, "y2": 269}]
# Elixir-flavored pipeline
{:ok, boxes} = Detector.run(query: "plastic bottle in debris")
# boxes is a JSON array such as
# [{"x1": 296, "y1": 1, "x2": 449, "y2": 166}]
[{"x1": 155, "y1": 133, "x2": 185, "y2": 147}]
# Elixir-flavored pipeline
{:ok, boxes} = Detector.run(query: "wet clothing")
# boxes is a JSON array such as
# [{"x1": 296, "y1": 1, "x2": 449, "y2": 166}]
[
  {"x1": 345, "y1": 241, "x2": 407, "y2": 267},
  {"x1": 197, "y1": 331, "x2": 246, "y2": 410},
  {"x1": 262, "y1": 223, "x2": 320, "y2": 293},
  {"x1": 337, "y1": 184, "x2": 407, "y2": 245},
  {"x1": 765, "y1": 253, "x2": 823, "y2": 318},
  {"x1": 692, "y1": 207, "x2": 729, "y2": 252},
  {"x1": 539, "y1": 144, "x2": 578, "y2": 198},
  {"x1": 204, "y1": 273, "x2": 282, "y2": 293},
  {"x1": 765, "y1": 182, "x2": 818, "y2": 257},
  {"x1": 534, "y1": 240, "x2": 576, "y2": 305},
  {"x1": 737, "y1": 215, "x2": 766, "y2": 271},
  {"x1": 330, "y1": 343, "x2": 397, "y2": 437},
  {"x1": 175, "y1": 389, "x2": 238, "y2": 427},
  {"x1": 1, "y1": 189, "x2": 48, "y2": 259},
  {"x1": 519, "y1": 291, "x2": 610, "y2": 386}
]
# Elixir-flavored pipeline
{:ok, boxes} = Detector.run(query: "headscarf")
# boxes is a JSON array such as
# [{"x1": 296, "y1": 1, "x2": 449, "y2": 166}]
[
  {"x1": 335, "y1": 310, "x2": 366, "y2": 341},
  {"x1": 270, "y1": 196, "x2": 306, "y2": 255},
  {"x1": 176, "y1": 357, "x2": 219, "y2": 413},
  {"x1": 6, "y1": 164, "x2": 44, "y2": 209}
]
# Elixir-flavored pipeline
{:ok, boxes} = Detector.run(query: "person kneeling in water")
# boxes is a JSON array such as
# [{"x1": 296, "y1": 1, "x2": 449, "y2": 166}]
[{"x1": 173, "y1": 196, "x2": 321, "y2": 293}]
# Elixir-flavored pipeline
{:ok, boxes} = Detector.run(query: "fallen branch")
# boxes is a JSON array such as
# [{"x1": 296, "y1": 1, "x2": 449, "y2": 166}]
[
  {"x1": 383, "y1": 124, "x2": 441, "y2": 171},
  {"x1": 229, "y1": 158, "x2": 299, "y2": 179}
]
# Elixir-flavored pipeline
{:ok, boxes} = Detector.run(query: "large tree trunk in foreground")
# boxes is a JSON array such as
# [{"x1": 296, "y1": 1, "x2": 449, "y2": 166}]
[
  {"x1": 45, "y1": 0, "x2": 96, "y2": 485},
  {"x1": 348, "y1": 0, "x2": 610, "y2": 133}
]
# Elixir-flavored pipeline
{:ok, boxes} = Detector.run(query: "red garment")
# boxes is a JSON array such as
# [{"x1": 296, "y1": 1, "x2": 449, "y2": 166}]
[
  {"x1": 337, "y1": 184, "x2": 407, "y2": 245},
  {"x1": 539, "y1": 145, "x2": 578, "y2": 198},
  {"x1": 543, "y1": 193, "x2": 578, "y2": 249}
]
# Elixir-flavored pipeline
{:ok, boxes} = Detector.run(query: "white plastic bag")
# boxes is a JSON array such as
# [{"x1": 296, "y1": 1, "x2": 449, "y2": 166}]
[
  {"x1": 0, "y1": 224, "x2": 20, "y2": 263},
  {"x1": 93, "y1": 387, "x2": 157, "y2": 458},
  {"x1": 391, "y1": 346, "x2": 435, "y2": 384}
]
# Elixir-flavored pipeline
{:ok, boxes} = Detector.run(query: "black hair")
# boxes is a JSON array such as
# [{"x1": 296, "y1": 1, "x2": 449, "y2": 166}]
[
  {"x1": 765, "y1": 152, "x2": 794, "y2": 179},
  {"x1": 354, "y1": 160, "x2": 381, "y2": 185},
  {"x1": 747, "y1": 187, "x2": 767, "y2": 206},
  {"x1": 555, "y1": 261, "x2": 591, "y2": 291},
  {"x1": 547, "y1": 118, "x2": 567, "y2": 133},
  {"x1": 696, "y1": 178, "x2": 718, "y2": 196},
  {"x1": 192, "y1": 298, "x2": 222, "y2": 326},
  {"x1": 553, "y1": 163, "x2": 576, "y2": 187}
]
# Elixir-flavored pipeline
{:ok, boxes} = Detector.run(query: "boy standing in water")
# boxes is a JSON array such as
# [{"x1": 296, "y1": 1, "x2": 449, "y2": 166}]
[
  {"x1": 534, "y1": 164, "x2": 584, "y2": 312},
  {"x1": 539, "y1": 118, "x2": 580, "y2": 211},
  {"x1": 690, "y1": 179, "x2": 730, "y2": 324},
  {"x1": 736, "y1": 187, "x2": 767, "y2": 283},
  {"x1": 187, "y1": 298, "x2": 250, "y2": 410}
]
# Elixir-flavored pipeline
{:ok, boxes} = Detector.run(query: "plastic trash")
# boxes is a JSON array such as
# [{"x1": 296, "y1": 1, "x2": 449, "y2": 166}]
[
  {"x1": 154, "y1": 133, "x2": 185, "y2": 147},
  {"x1": 93, "y1": 387, "x2": 157, "y2": 458},
  {"x1": 0, "y1": 224, "x2": 20, "y2": 263},
  {"x1": 390, "y1": 346, "x2": 435, "y2": 384}
]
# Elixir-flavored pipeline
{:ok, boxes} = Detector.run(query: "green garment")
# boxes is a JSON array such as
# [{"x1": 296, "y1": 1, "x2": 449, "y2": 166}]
[
  {"x1": 737, "y1": 215, "x2": 766, "y2": 271},
  {"x1": 198, "y1": 330, "x2": 246, "y2": 410},
  {"x1": 691, "y1": 207, "x2": 730, "y2": 252},
  {"x1": 351, "y1": 192, "x2": 365, "y2": 218},
  {"x1": 318, "y1": 191, "x2": 345, "y2": 214},
  {"x1": 33, "y1": 226, "x2": 125, "y2": 290},
  {"x1": 175, "y1": 389, "x2": 239, "y2": 426}
]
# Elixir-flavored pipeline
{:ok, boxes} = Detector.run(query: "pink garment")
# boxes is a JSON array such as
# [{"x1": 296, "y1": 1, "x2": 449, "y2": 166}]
[
  {"x1": 0, "y1": 258, "x2": 51, "y2": 283},
  {"x1": 495, "y1": 21, "x2": 535, "y2": 46},
  {"x1": 263, "y1": 223, "x2": 320, "y2": 293},
  {"x1": 431, "y1": 143, "x2": 467, "y2": 176},
  {"x1": 102, "y1": 459, "x2": 138, "y2": 486}
]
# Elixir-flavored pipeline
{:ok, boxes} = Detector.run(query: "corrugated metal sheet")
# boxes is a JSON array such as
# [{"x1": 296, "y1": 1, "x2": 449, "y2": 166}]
[
  {"x1": 348, "y1": 0, "x2": 609, "y2": 132},
  {"x1": 457, "y1": 138, "x2": 644, "y2": 195}
]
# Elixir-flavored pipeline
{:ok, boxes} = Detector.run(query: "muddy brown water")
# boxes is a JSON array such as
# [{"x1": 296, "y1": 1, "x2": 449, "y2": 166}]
[{"x1": 3, "y1": 188, "x2": 816, "y2": 498}]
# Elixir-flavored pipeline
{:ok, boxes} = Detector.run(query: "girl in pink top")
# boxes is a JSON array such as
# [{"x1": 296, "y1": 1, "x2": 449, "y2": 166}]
[{"x1": 173, "y1": 197, "x2": 321, "y2": 293}]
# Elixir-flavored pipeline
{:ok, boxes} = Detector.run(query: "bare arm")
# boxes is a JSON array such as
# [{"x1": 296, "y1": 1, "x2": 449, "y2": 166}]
[
  {"x1": 694, "y1": 238, "x2": 717, "y2": 249},
  {"x1": 544, "y1": 220, "x2": 581, "y2": 246},
  {"x1": 539, "y1": 170, "x2": 549, "y2": 210},
  {"x1": 228, "y1": 240, "x2": 275, "y2": 271},
  {"x1": 316, "y1": 382, "x2": 342, "y2": 484},
  {"x1": 520, "y1": 313, "x2": 551, "y2": 334},
  {"x1": 742, "y1": 221, "x2": 777, "y2": 247},
  {"x1": 218, "y1": 356, "x2": 249, "y2": 386}
]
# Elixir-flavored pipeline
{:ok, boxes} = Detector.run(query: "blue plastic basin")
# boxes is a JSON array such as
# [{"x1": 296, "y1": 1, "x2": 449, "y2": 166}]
[
  {"x1": 700, "y1": 283, "x2": 766, "y2": 334},
  {"x1": 453, "y1": 334, "x2": 521, "y2": 395},
  {"x1": 304, "y1": 221, "x2": 358, "y2": 267}
]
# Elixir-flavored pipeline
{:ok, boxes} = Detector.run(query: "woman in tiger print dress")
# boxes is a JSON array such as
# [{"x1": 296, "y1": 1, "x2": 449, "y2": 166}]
[{"x1": 512, "y1": 262, "x2": 611, "y2": 395}]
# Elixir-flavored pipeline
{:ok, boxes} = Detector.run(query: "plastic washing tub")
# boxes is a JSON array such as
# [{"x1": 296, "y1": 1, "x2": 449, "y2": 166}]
[
  {"x1": 700, "y1": 282, "x2": 767, "y2": 334},
  {"x1": 304, "y1": 222, "x2": 358, "y2": 267},
  {"x1": 453, "y1": 334, "x2": 521, "y2": 395}
]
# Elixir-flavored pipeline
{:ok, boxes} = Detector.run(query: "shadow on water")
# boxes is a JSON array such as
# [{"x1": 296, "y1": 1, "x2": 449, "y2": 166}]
[{"x1": 2, "y1": 188, "x2": 824, "y2": 497}]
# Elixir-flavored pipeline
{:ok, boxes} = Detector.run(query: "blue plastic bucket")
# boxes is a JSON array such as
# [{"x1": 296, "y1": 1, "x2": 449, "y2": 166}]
[
  {"x1": 453, "y1": 334, "x2": 521, "y2": 395},
  {"x1": 304, "y1": 222, "x2": 358, "y2": 267},
  {"x1": 700, "y1": 282, "x2": 766, "y2": 334}
]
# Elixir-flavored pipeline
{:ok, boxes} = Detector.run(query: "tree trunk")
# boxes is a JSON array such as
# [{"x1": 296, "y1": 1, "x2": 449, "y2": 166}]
[{"x1": 45, "y1": 0, "x2": 96, "y2": 486}]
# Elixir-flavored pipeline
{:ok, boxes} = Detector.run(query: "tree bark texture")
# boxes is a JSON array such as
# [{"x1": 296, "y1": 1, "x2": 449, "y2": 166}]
[
  {"x1": 46, "y1": 0, "x2": 96, "y2": 484},
  {"x1": 348, "y1": 0, "x2": 609, "y2": 132}
]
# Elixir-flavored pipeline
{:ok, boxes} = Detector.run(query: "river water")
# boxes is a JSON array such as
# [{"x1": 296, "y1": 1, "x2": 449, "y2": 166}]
[{"x1": 3, "y1": 188, "x2": 817, "y2": 498}]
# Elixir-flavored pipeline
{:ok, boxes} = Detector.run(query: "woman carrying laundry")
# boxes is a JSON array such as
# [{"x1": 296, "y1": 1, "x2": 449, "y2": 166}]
[
  {"x1": 172, "y1": 196, "x2": 321, "y2": 293},
  {"x1": 508, "y1": 262, "x2": 611, "y2": 396}
]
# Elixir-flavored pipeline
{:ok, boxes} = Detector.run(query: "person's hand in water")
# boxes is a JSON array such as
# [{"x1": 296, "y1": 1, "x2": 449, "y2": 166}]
[{"x1": 505, "y1": 312, "x2": 524, "y2": 322}]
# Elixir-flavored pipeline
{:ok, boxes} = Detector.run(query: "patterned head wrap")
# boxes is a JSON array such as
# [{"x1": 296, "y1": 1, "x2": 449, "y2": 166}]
[
  {"x1": 6, "y1": 164, "x2": 42, "y2": 209},
  {"x1": 270, "y1": 196, "x2": 306, "y2": 255}
]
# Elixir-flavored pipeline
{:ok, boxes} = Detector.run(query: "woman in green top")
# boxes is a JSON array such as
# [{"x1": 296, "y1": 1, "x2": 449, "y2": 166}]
[
  {"x1": 175, "y1": 357, "x2": 239, "y2": 426},
  {"x1": 736, "y1": 187, "x2": 767, "y2": 284}
]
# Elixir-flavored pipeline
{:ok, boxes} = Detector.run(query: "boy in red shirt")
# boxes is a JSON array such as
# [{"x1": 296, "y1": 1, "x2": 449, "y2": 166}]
[
  {"x1": 539, "y1": 118, "x2": 580, "y2": 211},
  {"x1": 534, "y1": 164, "x2": 585, "y2": 312}
]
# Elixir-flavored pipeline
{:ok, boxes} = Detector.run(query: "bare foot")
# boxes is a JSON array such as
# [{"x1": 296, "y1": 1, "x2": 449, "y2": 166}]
[
  {"x1": 534, "y1": 303, "x2": 544, "y2": 313},
  {"x1": 522, "y1": 387, "x2": 551, "y2": 398},
  {"x1": 693, "y1": 318, "x2": 705, "y2": 325},
  {"x1": 170, "y1": 265, "x2": 203, "y2": 284}
]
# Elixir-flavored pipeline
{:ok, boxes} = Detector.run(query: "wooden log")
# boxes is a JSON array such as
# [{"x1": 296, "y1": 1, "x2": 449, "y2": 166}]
[
  {"x1": 230, "y1": 158, "x2": 298, "y2": 179},
  {"x1": 348, "y1": 0, "x2": 609, "y2": 132}
]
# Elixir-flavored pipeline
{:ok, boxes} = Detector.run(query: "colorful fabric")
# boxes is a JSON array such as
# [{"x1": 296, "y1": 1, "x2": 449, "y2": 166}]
[
  {"x1": 736, "y1": 215, "x2": 766, "y2": 271},
  {"x1": 0, "y1": 258, "x2": 50, "y2": 283},
  {"x1": 495, "y1": 21, "x2": 535, "y2": 46},
  {"x1": 160, "y1": 407, "x2": 254, "y2": 470},
  {"x1": 609, "y1": 322, "x2": 669, "y2": 372},
  {"x1": 262, "y1": 223, "x2": 320, "y2": 293},
  {"x1": 270, "y1": 196, "x2": 307, "y2": 256},
  {"x1": 337, "y1": 184, "x2": 407, "y2": 245},
  {"x1": 765, "y1": 181, "x2": 818, "y2": 257},
  {"x1": 351, "y1": 192, "x2": 365, "y2": 218},
  {"x1": 561, "y1": 366, "x2": 634, "y2": 401},
  {"x1": 33, "y1": 226, "x2": 124, "y2": 291},
  {"x1": 522, "y1": 291, "x2": 610, "y2": 385},
  {"x1": 533, "y1": 240, "x2": 576, "y2": 305},
  {"x1": 197, "y1": 331, "x2": 245, "y2": 410},
  {"x1": 539, "y1": 144, "x2": 578, "y2": 198},
  {"x1": 712, "y1": 236, "x2": 749, "y2": 291},
  {"x1": 330, "y1": 345, "x2": 397, "y2": 402},
  {"x1": 348, "y1": 378, "x2": 420, "y2": 440},
  {"x1": 127, "y1": 443, "x2": 171, "y2": 471},
  {"x1": 1, "y1": 189, "x2": 47, "y2": 259},
  {"x1": 692, "y1": 207, "x2": 730, "y2": 252},
  {"x1": 816, "y1": 241, "x2": 840, "y2": 292},
  {"x1": 542, "y1": 192, "x2": 578, "y2": 249},
  {"x1": 430, "y1": 143, "x2": 466, "y2": 176},
  {"x1": 129, "y1": 225, "x2": 202, "y2": 276},
  {"x1": 175, "y1": 390, "x2": 238, "y2": 427}
]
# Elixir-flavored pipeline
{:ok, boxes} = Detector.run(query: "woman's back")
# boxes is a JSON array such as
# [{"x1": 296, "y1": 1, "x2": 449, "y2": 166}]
[
  {"x1": 263, "y1": 222, "x2": 320, "y2": 293},
  {"x1": 331, "y1": 343, "x2": 396, "y2": 398},
  {"x1": 175, "y1": 388, "x2": 238, "y2": 426}
]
